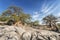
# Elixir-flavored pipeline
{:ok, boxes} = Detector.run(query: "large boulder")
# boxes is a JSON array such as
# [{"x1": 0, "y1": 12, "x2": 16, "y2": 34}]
[{"x1": 0, "y1": 25, "x2": 59, "y2": 40}]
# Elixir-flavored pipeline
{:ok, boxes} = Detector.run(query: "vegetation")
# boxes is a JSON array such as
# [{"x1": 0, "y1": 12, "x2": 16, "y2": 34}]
[
  {"x1": 32, "y1": 20, "x2": 39, "y2": 26},
  {"x1": 0, "y1": 6, "x2": 39, "y2": 26},
  {"x1": 0, "y1": 6, "x2": 28, "y2": 25},
  {"x1": 19, "y1": 13, "x2": 31, "y2": 25},
  {"x1": 57, "y1": 23, "x2": 60, "y2": 26},
  {"x1": 43, "y1": 14, "x2": 59, "y2": 32},
  {"x1": 0, "y1": 16, "x2": 9, "y2": 21},
  {"x1": 0, "y1": 5, "x2": 60, "y2": 32},
  {"x1": 43, "y1": 14, "x2": 57, "y2": 27},
  {"x1": 57, "y1": 23, "x2": 60, "y2": 29}
]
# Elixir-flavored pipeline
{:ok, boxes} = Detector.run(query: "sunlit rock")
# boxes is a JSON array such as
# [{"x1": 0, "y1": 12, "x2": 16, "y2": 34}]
[{"x1": 0, "y1": 25, "x2": 59, "y2": 40}]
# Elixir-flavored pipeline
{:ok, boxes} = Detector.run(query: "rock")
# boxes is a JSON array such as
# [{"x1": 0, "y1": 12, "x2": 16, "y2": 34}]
[
  {"x1": 21, "y1": 32, "x2": 31, "y2": 40},
  {"x1": 0, "y1": 25, "x2": 59, "y2": 40}
]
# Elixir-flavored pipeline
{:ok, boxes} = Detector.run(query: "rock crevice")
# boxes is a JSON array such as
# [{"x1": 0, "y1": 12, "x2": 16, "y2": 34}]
[{"x1": 0, "y1": 26, "x2": 60, "y2": 40}]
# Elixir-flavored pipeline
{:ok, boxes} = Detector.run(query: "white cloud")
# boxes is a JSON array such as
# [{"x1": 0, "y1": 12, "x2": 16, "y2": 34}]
[
  {"x1": 44, "y1": 3, "x2": 56, "y2": 13},
  {"x1": 47, "y1": 5, "x2": 60, "y2": 14},
  {"x1": 33, "y1": 12, "x2": 38, "y2": 15},
  {"x1": 41, "y1": 0, "x2": 47, "y2": 11},
  {"x1": 41, "y1": 1, "x2": 57, "y2": 14},
  {"x1": 32, "y1": 11, "x2": 45, "y2": 24},
  {"x1": 57, "y1": 13, "x2": 60, "y2": 16},
  {"x1": 32, "y1": 12, "x2": 40, "y2": 21},
  {"x1": 41, "y1": 2, "x2": 50, "y2": 12}
]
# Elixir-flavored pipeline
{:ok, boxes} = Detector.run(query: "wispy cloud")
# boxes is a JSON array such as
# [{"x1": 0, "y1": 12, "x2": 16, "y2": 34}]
[
  {"x1": 57, "y1": 12, "x2": 60, "y2": 16},
  {"x1": 41, "y1": 0, "x2": 47, "y2": 11},
  {"x1": 32, "y1": 0, "x2": 60, "y2": 24},
  {"x1": 32, "y1": 11, "x2": 46, "y2": 23},
  {"x1": 41, "y1": 1, "x2": 53, "y2": 13},
  {"x1": 41, "y1": 0, "x2": 57, "y2": 14},
  {"x1": 32, "y1": 11, "x2": 44, "y2": 24},
  {"x1": 43, "y1": 3, "x2": 56, "y2": 13},
  {"x1": 47, "y1": 5, "x2": 60, "y2": 14},
  {"x1": 32, "y1": 12, "x2": 40, "y2": 21}
]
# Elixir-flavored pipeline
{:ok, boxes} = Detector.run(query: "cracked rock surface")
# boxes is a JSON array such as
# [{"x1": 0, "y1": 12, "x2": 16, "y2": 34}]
[{"x1": 0, "y1": 25, "x2": 60, "y2": 40}]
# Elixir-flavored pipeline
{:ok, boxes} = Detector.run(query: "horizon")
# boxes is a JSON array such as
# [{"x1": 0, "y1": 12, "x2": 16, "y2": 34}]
[{"x1": 0, "y1": 0, "x2": 60, "y2": 24}]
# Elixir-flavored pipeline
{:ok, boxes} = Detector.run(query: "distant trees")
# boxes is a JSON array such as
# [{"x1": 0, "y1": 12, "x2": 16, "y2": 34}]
[
  {"x1": 32, "y1": 20, "x2": 39, "y2": 26},
  {"x1": 28, "y1": 20, "x2": 40, "y2": 27}
]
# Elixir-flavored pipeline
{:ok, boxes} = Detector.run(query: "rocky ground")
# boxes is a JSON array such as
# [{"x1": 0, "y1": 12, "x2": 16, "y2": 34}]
[{"x1": 0, "y1": 25, "x2": 60, "y2": 40}]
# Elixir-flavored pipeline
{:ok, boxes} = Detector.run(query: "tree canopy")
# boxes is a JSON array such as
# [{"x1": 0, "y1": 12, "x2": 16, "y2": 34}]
[
  {"x1": 43, "y1": 14, "x2": 57, "y2": 26},
  {"x1": 43, "y1": 14, "x2": 59, "y2": 32},
  {"x1": 0, "y1": 6, "x2": 40, "y2": 26},
  {"x1": 0, "y1": 6, "x2": 32, "y2": 25}
]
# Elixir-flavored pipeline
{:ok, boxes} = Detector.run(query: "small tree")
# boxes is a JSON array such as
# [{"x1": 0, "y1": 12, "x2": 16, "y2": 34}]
[
  {"x1": 33, "y1": 20, "x2": 39, "y2": 26},
  {"x1": 29, "y1": 20, "x2": 40, "y2": 27},
  {"x1": 43, "y1": 14, "x2": 59, "y2": 32},
  {"x1": 43, "y1": 14, "x2": 57, "y2": 27}
]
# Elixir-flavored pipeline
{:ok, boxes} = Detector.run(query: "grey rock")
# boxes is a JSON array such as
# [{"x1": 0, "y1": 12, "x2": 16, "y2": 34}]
[{"x1": 0, "y1": 26, "x2": 59, "y2": 40}]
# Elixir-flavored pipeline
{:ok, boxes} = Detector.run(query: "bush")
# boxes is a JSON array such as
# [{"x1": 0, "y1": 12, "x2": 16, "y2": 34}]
[{"x1": 7, "y1": 19, "x2": 15, "y2": 25}]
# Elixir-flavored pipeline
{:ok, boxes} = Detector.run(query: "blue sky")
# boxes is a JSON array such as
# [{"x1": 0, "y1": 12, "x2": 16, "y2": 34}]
[{"x1": 0, "y1": 0, "x2": 60, "y2": 24}]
